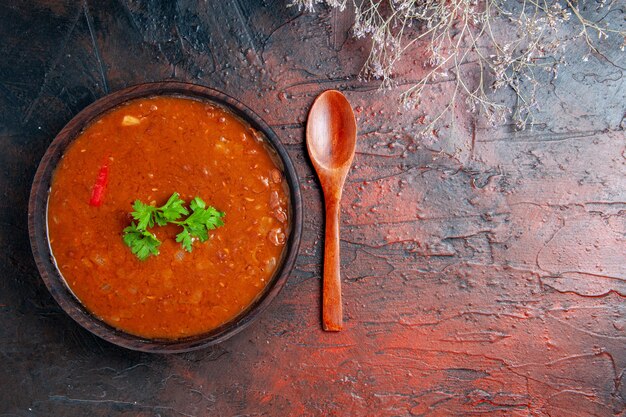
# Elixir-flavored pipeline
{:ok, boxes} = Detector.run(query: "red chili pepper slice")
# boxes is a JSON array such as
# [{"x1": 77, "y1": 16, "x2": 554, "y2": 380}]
[{"x1": 89, "y1": 159, "x2": 110, "y2": 207}]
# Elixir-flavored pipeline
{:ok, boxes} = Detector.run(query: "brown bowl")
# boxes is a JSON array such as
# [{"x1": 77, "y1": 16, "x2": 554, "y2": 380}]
[{"x1": 28, "y1": 82, "x2": 303, "y2": 353}]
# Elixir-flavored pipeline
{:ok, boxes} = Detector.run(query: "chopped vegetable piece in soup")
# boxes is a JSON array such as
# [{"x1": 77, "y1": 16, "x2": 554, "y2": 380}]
[{"x1": 47, "y1": 96, "x2": 289, "y2": 339}]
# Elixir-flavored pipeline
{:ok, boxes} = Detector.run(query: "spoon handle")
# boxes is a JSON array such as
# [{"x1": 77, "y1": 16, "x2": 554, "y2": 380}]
[{"x1": 323, "y1": 198, "x2": 343, "y2": 331}]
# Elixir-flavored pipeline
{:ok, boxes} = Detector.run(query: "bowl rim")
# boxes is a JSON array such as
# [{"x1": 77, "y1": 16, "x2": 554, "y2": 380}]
[{"x1": 28, "y1": 81, "x2": 303, "y2": 353}]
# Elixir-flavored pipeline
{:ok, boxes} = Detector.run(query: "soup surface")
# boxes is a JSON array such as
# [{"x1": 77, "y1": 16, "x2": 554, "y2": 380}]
[{"x1": 48, "y1": 96, "x2": 289, "y2": 339}]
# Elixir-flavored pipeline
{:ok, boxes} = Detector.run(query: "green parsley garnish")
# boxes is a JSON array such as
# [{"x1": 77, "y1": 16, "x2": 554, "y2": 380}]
[
  {"x1": 122, "y1": 222, "x2": 161, "y2": 261},
  {"x1": 174, "y1": 197, "x2": 225, "y2": 252},
  {"x1": 123, "y1": 193, "x2": 225, "y2": 260},
  {"x1": 131, "y1": 192, "x2": 189, "y2": 229}
]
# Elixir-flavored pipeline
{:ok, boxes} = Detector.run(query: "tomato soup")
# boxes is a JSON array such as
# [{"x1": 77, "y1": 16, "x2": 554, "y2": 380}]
[{"x1": 47, "y1": 96, "x2": 289, "y2": 339}]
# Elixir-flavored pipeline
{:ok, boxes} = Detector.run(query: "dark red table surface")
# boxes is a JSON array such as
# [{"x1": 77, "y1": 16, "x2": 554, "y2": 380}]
[{"x1": 1, "y1": 1, "x2": 624, "y2": 416}]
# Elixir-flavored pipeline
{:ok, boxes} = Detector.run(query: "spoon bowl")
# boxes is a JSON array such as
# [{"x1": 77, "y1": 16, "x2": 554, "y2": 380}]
[
  {"x1": 306, "y1": 90, "x2": 357, "y2": 331},
  {"x1": 307, "y1": 92, "x2": 357, "y2": 172}
]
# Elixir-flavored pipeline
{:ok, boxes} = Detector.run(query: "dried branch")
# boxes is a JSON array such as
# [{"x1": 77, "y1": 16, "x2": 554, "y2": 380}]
[{"x1": 291, "y1": 0, "x2": 626, "y2": 132}]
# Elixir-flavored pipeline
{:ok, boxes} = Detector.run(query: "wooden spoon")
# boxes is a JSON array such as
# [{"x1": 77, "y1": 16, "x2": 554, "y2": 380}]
[{"x1": 306, "y1": 90, "x2": 357, "y2": 331}]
